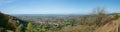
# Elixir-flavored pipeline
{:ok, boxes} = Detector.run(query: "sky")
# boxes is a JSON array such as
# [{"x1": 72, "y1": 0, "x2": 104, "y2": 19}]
[{"x1": 0, "y1": 0, "x2": 120, "y2": 14}]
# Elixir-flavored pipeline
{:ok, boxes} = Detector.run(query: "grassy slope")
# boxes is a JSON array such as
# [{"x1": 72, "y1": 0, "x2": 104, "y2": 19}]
[
  {"x1": 95, "y1": 18, "x2": 120, "y2": 32},
  {"x1": 54, "y1": 14, "x2": 120, "y2": 32}
]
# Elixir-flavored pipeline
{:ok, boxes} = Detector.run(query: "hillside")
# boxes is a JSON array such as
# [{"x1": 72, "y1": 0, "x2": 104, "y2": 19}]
[
  {"x1": 54, "y1": 14, "x2": 120, "y2": 32},
  {"x1": 0, "y1": 12, "x2": 28, "y2": 32},
  {"x1": 95, "y1": 15, "x2": 120, "y2": 32}
]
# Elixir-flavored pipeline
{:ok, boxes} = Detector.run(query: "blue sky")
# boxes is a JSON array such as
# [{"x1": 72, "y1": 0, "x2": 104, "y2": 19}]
[{"x1": 0, "y1": 0, "x2": 120, "y2": 14}]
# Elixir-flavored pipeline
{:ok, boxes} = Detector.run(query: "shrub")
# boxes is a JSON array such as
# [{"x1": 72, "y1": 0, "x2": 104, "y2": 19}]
[{"x1": 15, "y1": 24, "x2": 23, "y2": 32}]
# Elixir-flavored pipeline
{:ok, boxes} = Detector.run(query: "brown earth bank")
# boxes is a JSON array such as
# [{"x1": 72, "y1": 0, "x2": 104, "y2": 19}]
[{"x1": 95, "y1": 18, "x2": 120, "y2": 32}]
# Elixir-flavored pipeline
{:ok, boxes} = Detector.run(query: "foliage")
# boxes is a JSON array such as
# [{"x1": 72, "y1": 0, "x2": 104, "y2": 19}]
[
  {"x1": 26, "y1": 22, "x2": 32, "y2": 32},
  {"x1": 15, "y1": 24, "x2": 23, "y2": 32}
]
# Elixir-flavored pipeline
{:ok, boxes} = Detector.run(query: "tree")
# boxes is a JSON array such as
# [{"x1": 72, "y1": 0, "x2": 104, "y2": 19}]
[
  {"x1": 26, "y1": 22, "x2": 32, "y2": 32},
  {"x1": 92, "y1": 7, "x2": 106, "y2": 26}
]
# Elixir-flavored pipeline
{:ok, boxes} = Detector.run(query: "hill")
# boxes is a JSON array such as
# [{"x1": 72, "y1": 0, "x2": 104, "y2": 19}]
[
  {"x1": 55, "y1": 13, "x2": 120, "y2": 32},
  {"x1": 0, "y1": 12, "x2": 28, "y2": 32}
]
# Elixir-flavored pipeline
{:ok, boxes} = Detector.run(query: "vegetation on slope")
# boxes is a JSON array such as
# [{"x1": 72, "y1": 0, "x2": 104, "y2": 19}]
[{"x1": 0, "y1": 12, "x2": 28, "y2": 32}]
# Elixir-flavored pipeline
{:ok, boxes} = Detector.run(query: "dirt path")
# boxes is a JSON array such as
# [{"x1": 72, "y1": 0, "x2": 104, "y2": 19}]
[{"x1": 95, "y1": 18, "x2": 120, "y2": 32}]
